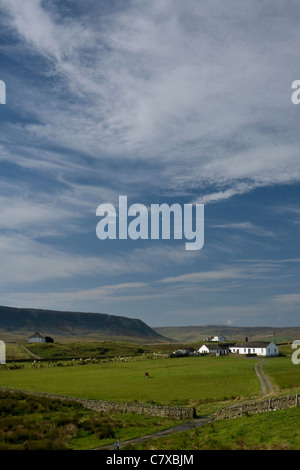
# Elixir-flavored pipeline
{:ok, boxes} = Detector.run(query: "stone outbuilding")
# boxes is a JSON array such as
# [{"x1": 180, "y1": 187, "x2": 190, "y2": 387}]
[{"x1": 28, "y1": 332, "x2": 46, "y2": 343}]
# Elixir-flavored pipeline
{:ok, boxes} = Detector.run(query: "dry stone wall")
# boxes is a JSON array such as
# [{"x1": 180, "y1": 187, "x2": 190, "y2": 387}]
[
  {"x1": 215, "y1": 394, "x2": 299, "y2": 420},
  {"x1": 81, "y1": 398, "x2": 196, "y2": 419},
  {"x1": 0, "y1": 387, "x2": 195, "y2": 419},
  {"x1": 3, "y1": 386, "x2": 298, "y2": 421}
]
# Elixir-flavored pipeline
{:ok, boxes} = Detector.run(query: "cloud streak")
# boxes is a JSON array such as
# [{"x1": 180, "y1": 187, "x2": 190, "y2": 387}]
[
  {"x1": 1, "y1": 0, "x2": 300, "y2": 199},
  {"x1": 0, "y1": 0, "x2": 299, "y2": 326}
]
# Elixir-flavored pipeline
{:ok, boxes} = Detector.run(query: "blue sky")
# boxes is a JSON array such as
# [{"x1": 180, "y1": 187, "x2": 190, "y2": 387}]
[{"x1": 0, "y1": 0, "x2": 299, "y2": 327}]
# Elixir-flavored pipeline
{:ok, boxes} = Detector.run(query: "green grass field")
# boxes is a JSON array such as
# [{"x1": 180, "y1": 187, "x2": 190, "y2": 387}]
[
  {"x1": 0, "y1": 356, "x2": 266, "y2": 407},
  {"x1": 18, "y1": 341, "x2": 152, "y2": 359},
  {"x1": 0, "y1": 390, "x2": 183, "y2": 450},
  {"x1": 263, "y1": 356, "x2": 300, "y2": 391},
  {"x1": 5, "y1": 341, "x2": 155, "y2": 361},
  {"x1": 124, "y1": 406, "x2": 300, "y2": 450},
  {"x1": 1, "y1": 341, "x2": 300, "y2": 450}
]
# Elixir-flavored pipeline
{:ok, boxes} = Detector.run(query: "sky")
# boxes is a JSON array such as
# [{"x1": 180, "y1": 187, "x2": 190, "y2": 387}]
[{"x1": 0, "y1": 0, "x2": 299, "y2": 328}]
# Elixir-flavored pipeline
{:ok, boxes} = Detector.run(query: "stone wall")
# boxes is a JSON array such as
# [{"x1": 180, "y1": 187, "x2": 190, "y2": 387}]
[
  {"x1": 81, "y1": 398, "x2": 196, "y2": 419},
  {"x1": 4, "y1": 386, "x2": 298, "y2": 421},
  {"x1": 0, "y1": 387, "x2": 196, "y2": 420},
  {"x1": 215, "y1": 394, "x2": 299, "y2": 420}
]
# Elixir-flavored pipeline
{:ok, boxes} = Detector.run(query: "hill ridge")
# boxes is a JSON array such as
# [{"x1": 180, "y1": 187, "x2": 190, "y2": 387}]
[
  {"x1": 0, "y1": 305, "x2": 167, "y2": 343},
  {"x1": 154, "y1": 324, "x2": 300, "y2": 343}
]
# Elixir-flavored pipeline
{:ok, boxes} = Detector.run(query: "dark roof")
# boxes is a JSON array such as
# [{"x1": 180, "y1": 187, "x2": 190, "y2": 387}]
[
  {"x1": 29, "y1": 332, "x2": 44, "y2": 338},
  {"x1": 202, "y1": 344, "x2": 223, "y2": 350},
  {"x1": 233, "y1": 341, "x2": 273, "y2": 348}
]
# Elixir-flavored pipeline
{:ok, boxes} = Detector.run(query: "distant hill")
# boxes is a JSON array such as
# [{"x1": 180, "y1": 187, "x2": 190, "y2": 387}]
[
  {"x1": 0, "y1": 306, "x2": 167, "y2": 343},
  {"x1": 154, "y1": 325, "x2": 300, "y2": 344}
]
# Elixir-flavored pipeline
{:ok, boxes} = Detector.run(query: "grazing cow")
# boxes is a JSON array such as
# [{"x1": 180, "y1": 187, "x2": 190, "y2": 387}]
[{"x1": 144, "y1": 372, "x2": 149, "y2": 378}]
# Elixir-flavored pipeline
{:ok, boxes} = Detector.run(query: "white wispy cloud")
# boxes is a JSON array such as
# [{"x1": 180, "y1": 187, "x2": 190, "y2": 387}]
[
  {"x1": 211, "y1": 222, "x2": 276, "y2": 238},
  {"x1": 0, "y1": 232, "x2": 198, "y2": 285},
  {"x1": 1, "y1": 0, "x2": 300, "y2": 201},
  {"x1": 270, "y1": 293, "x2": 300, "y2": 309},
  {"x1": 0, "y1": 234, "x2": 124, "y2": 284},
  {"x1": 0, "y1": 0, "x2": 299, "y2": 325}
]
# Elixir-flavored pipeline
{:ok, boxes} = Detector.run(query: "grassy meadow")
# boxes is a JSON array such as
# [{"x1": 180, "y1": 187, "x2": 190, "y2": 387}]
[
  {"x1": 123, "y1": 406, "x2": 300, "y2": 450},
  {"x1": 263, "y1": 357, "x2": 300, "y2": 391},
  {"x1": 1, "y1": 340, "x2": 300, "y2": 450},
  {"x1": 1, "y1": 355, "x2": 265, "y2": 408},
  {"x1": 5, "y1": 341, "x2": 152, "y2": 361},
  {"x1": 0, "y1": 389, "x2": 182, "y2": 450}
]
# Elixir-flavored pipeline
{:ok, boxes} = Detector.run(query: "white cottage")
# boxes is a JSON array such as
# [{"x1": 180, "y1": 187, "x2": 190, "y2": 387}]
[
  {"x1": 199, "y1": 344, "x2": 228, "y2": 356},
  {"x1": 229, "y1": 341, "x2": 278, "y2": 357},
  {"x1": 28, "y1": 332, "x2": 45, "y2": 343},
  {"x1": 204, "y1": 335, "x2": 227, "y2": 342}
]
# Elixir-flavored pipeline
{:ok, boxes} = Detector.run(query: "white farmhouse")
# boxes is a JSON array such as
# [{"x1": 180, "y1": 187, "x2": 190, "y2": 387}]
[
  {"x1": 199, "y1": 344, "x2": 228, "y2": 356},
  {"x1": 212, "y1": 335, "x2": 227, "y2": 342},
  {"x1": 204, "y1": 335, "x2": 227, "y2": 342},
  {"x1": 229, "y1": 341, "x2": 278, "y2": 357},
  {"x1": 28, "y1": 332, "x2": 45, "y2": 343}
]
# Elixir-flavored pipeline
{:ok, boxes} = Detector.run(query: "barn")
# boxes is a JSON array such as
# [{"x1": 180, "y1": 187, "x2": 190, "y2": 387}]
[
  {"x1": 28, "y1": 332, "x2": 46, "y2": 343},
  {"x1": 229, "y1": 341, "x2": 278, "y2": 356}
]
